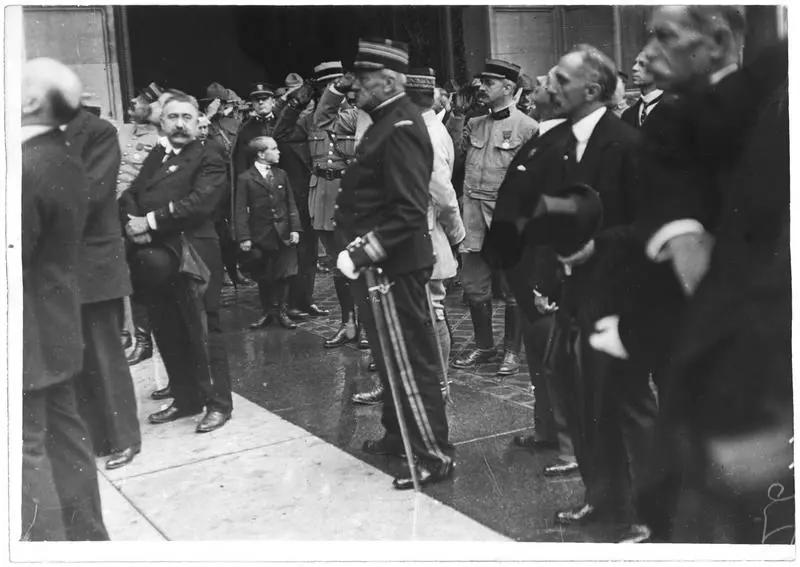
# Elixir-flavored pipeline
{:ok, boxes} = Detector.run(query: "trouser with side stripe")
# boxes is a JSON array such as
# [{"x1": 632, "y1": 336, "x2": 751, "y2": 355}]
[{"x1": 352, "y1": 268, "x2": 454, "y2": 470}]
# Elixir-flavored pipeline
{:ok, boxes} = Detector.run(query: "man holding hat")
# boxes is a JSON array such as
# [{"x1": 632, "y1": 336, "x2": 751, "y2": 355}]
[
  {"x1": 450, "y1": 58, "x2": 538, "y2": 377},
  {"x1": 336, "y1": 38, "x2": 455, "y2": 489}
]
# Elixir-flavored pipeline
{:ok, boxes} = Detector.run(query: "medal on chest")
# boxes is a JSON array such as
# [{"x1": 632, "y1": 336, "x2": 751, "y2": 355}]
[{"x1": 501, "y1": 130, "x2": 512, "y2": 149}]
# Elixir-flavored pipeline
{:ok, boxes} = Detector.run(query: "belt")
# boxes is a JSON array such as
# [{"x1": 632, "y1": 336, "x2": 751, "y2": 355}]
[{"x1": 314, "y1": 167, "x2": 346, "y2": 180}]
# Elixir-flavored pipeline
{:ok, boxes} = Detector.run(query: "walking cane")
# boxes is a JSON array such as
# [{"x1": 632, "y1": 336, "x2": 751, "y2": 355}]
[{"x1": 364, "y1": 267, "x2": 421, "y2": 492}]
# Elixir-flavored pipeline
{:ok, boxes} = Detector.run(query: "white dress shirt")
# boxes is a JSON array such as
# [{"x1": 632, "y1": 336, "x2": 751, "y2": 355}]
[
  {"x1": 638, "y1": 88, "x2": 664, "y2": 124},
  {"x1": 571, "y1": 106, "x2": 606, "y2": 163}
]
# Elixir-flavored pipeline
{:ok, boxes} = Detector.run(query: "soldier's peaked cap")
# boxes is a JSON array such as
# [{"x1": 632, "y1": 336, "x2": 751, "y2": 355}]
[
  {"x1": 313, "y1": 61, "x2": 344, "y2": 83},
  {"x1": 406, "y1": 67, "x2": 436, "y2": 93},
  {"x1": 249, "y1": 83, "x2": 275, "y2": 99},
  {"x1": 353, "y1": 38, "x2": 409, "y2": 74},
  {"x1": 480, "y1": 58, "x2": 521, "y2": 82}
]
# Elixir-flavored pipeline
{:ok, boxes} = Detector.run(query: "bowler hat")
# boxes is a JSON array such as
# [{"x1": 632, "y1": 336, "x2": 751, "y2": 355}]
[
  {"x1": 284, "y1": 72, "x2": 303, "y2": 89},
  {"x1": 479, "y1": 58, "x2": 522, "y2": 83},
  {"x1": 526, "y1": 184, "x2": 603, "y2": 256},
  {"x1": 129, "y1": 246, "x2": 179, "y2": 292},
  {"x1": 352, "y1": 37, "x2": 409, "y2": 74},
  {"x1": 249, "y1": 82, "x2": 275, "y2": 99}
]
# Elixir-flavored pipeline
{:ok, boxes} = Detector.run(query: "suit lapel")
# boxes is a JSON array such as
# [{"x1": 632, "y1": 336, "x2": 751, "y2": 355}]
[
  {"x1": 249, "y1": 167, "x2": 271, "y2": 190},
  {"x1": 144, "y1": 141, "x2": 200, "y2": 189}
]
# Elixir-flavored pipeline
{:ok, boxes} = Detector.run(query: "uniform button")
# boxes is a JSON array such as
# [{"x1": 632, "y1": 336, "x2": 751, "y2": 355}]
[
  {"x1": 328, "y1": 151, "x2": 334, "y2": 155},
  {"x1": 327, "y1": 159, "x2": 333, "y2": 164},
  {"x1": 329, "y1": 142, "x2": 334, "y2": 147},
  {"x1": 334, "y1": 204, "x2": 339, "y2": 210},
  {"x1": 338, "y1": 188, "x2": 342, "y2": 193}
]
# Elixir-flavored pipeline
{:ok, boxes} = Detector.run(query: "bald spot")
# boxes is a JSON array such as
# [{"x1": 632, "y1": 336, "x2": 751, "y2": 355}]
[{"x1": 22, "y1": 58, "x2": 82, "y2": 125}]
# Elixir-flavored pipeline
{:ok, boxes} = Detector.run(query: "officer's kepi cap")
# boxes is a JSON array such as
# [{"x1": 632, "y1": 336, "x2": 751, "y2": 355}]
[
  {"x1": 479, "y1": 58, "x2": 522, "y2": 83},
  {"x1": 406, "y1": 67, "x2": 436, "y2": 95},
  {"x1": 138, "y1": 82, "x2": 164, "y2": 104},
  {"x1": 313, "y1": 61, "x2": 344, "y2": 83},
  {"x1": 352, "y1": 38, "x2": 409, "y2": 74},
  {"x1": 249, "y1": 82, "x2": 276, "y2": 99}
]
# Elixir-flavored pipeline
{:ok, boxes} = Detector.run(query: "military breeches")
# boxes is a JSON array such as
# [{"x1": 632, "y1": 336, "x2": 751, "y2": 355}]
[{"x1": 353, "y1": 269, "x2": 454, "y2": 469}]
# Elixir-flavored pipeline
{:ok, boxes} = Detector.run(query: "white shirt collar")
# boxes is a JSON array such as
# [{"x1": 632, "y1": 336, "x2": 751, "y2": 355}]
[
  {"x1": 539, "y1": 118, "x2": 566, "y2": 136},
  {"x1": 709, "y1": 63, "x2": 739, "y2": 86},
  {"x1": 161, "y1": 138, "x2": 184, "y2": 156},
  {"x1": 254, "y1": 161, "x2": 272, "y2": 175},
  {"x1": 422, "y1": 108, "x2": 436, "y2": 123},
  {"x1": 373, "y1": 92, "x2": 405, "y2": 113},
  {"x1": 571, "y1": 106, "x2": 606, "y2": 145},
  {"x1": 21, "y1": 124, "x2": 54, "y2": 143},
  {"x1": 436, "y1": 107, "x2": 447, "y2": 122},
  {"x1": 641, "y1": 88, "x2": 663, "y2": 104}
]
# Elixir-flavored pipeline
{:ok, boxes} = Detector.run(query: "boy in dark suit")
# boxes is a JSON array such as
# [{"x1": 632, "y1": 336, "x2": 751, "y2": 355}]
[{"x1": 235, "y1": 136, "x2": 301, "y2": 330}]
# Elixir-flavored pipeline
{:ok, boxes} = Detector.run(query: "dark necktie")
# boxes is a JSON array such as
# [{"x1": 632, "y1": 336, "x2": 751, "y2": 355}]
[{"x1": 639, "y1": 95, "x2": 662, "y2": 126}]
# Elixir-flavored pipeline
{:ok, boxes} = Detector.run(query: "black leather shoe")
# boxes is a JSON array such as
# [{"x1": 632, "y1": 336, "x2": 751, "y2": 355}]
[
  {"x1": 150, "y1": 385, "x2": 172, "y2": 400},
  {"x1": 105, "y1": 446, "x2": 140, "y2": 470},
  {"x1": 393, "y1": 461, "x2": 455, "y2": 490},
  {"x1": 234, "y1": 271, "x2": 255, "y2": 287},
  {"x1": 277, "y1": 308, "x2": 298, "y2": 329},
  {"x1": 126, "y1": 331, "x2": 153, "y2": 366},
  {"x1": 222, "y1": 272, "x2": 235, "y2": 287},
  {"x1": 512, "y1": 435, "x2": 558, "y2": 451},
  {"x1": 286, "y1": 307, "x2": 309, "y2": 321},
  {"x1": 497, "y1": 351, "x2": 521, "y2": 376},
  {"x1": 306, "y1": 304, "x2": 330, "y2": 317},
  {"x1": 249, "y1": 313, "x2": 273, "y2": 329},
  {"x1": 324, "y1": 323, "x2": 356, "y2": 348},
  {"x1": 121, "y1": 330, "x2": 132, "y2": 349},
  {"x1": 148, "y1": 404, "x2": 203, "y2": 425},
  {"x1": 451, "y1": 347, "x2": 497, "y2": 369},
  {"x1": 352, "y1": 384, "x2": 384, "y2": 405},
  {"x1": 555, "y1": 503, "x2": 596, "y2": 525},
  {"x1": 362, "y1": 438, "x2": 404, "y2": 457},
  {"x1": 544, "y1": 459, "x2": 580, "y2": 476},
  {"x1": 196, "y1": 410, "x2": 231, "y2": 433},
  {"x1": 618, "y1": 523, "x2": 652, "y2": 543}
]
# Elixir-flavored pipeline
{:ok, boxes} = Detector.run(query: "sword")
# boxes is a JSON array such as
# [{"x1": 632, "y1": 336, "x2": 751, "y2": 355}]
[{"x1": 364, "y1": 267, "x2": 421, "y2": 492}]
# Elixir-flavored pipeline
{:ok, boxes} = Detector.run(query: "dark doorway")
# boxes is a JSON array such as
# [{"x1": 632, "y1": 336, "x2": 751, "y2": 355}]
[{"x1": 124, "y1": 5, "x2": 452, "y2": 102}]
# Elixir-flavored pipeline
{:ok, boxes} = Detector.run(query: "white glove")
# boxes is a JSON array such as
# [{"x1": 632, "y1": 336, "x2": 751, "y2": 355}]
[
  {"x1": 336, "y1": 250, "x2": 359, "y2": 280},
  {"x1": 589, "y1": 315, "x2": 629, "y2": 360}
]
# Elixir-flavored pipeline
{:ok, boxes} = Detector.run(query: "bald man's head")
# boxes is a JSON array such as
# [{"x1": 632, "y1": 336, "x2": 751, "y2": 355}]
[{"x1": 22, "y1": 58, "x2": 82, "y2": 126}]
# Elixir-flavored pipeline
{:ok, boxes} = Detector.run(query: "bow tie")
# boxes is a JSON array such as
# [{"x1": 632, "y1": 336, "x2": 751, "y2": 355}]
[{"x1": 490, "y1": 107, "x2": 511, "y2": 120}]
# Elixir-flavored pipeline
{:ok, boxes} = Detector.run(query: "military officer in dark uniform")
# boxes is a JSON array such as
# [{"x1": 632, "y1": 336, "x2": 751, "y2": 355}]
[
  {"x1": 337, "y1": 38, "x2": 454, "y2": 489},
  {"x1": 233, "y1": 83, "x2": 277, "y2": 182}
]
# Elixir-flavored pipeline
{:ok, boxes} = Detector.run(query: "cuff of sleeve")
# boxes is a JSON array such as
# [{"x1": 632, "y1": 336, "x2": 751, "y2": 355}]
[
  {"x1": 348, "y1": 231, "x2": 387, "y2": 269},
  {"x1": 646, "y1": 219, "x2": 705, "y2": 261},
  {"x1": 146, "y1": 211, "x2": 157, "y2": 231}
]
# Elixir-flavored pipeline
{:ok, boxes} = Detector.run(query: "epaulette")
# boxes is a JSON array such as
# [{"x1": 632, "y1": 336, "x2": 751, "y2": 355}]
[{"x1": 393, "y1": 120, "x2": 413, "y2": 128}]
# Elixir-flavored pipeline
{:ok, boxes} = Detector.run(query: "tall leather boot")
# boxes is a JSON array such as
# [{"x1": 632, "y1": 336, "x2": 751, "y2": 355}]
[
  {"x1": 274, "y1": 280, "x2": 297, "y2": 330},
  {"x1": 126, "y1": 327, "x2": 153, "y2": 365},
  {"x1": 497, "y1": 301, "x2": 522, "y2": 376},
  {"x1": 452, "y1": 300, "x2": 497, "y2": 368},
  {"x1": 324, "y1": 277, "x2": 357, "y2": 348}
]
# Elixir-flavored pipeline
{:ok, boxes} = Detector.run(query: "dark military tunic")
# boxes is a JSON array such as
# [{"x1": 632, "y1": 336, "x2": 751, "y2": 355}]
[{"x1": 338, "y1": 93, "x2": 454, "y2": 471}]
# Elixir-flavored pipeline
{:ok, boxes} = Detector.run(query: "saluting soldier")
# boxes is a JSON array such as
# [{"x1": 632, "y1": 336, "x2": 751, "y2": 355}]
[
  {"x1": 450, "y1": 59, "x2": 538, "y2": 376},
  {"x1": 116, "y1": 83, "x2": 163, "y2": 367},
  {"x1": 336, "y1": 38, "x2": 454, "y2": 489},
  {"x1": 305, "y1": 62, "x2": 371, "y2": 349}
]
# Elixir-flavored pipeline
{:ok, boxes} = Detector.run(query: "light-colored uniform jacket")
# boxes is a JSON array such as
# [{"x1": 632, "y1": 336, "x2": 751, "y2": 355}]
[
  {"x1": 452, "y1": 105, "x2": 537, "y2": 251},
  {"x1": 422, "y1": 109, "x2": 465, "y2": 280},
  {"x1": 114, "y1": 122, "x2": 160, "y2": 198}
]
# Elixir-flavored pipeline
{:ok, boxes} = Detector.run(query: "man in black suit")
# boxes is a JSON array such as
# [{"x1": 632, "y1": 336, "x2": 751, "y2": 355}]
[
  {"x1": 541, "y1": 45, "x2": 657, "y2": 539},
  {"x1": 620, "y1": 49, "x2": 663, "y2": 129},
  {"x1": 64, "y1": 108, "x2": 142, "y2": 470},
  {"x1": 594, "y1": 6, "x2": 791, "y2": 543},
  {"x1": 482, "y1": 68, "x2": 579, "y2": 477},
  {"x1": 21, "y1": 57, "x2": 108, "y2": 540},
  {"x1": 121, "y1": 93, "x2": 233, "y2": 433}
]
